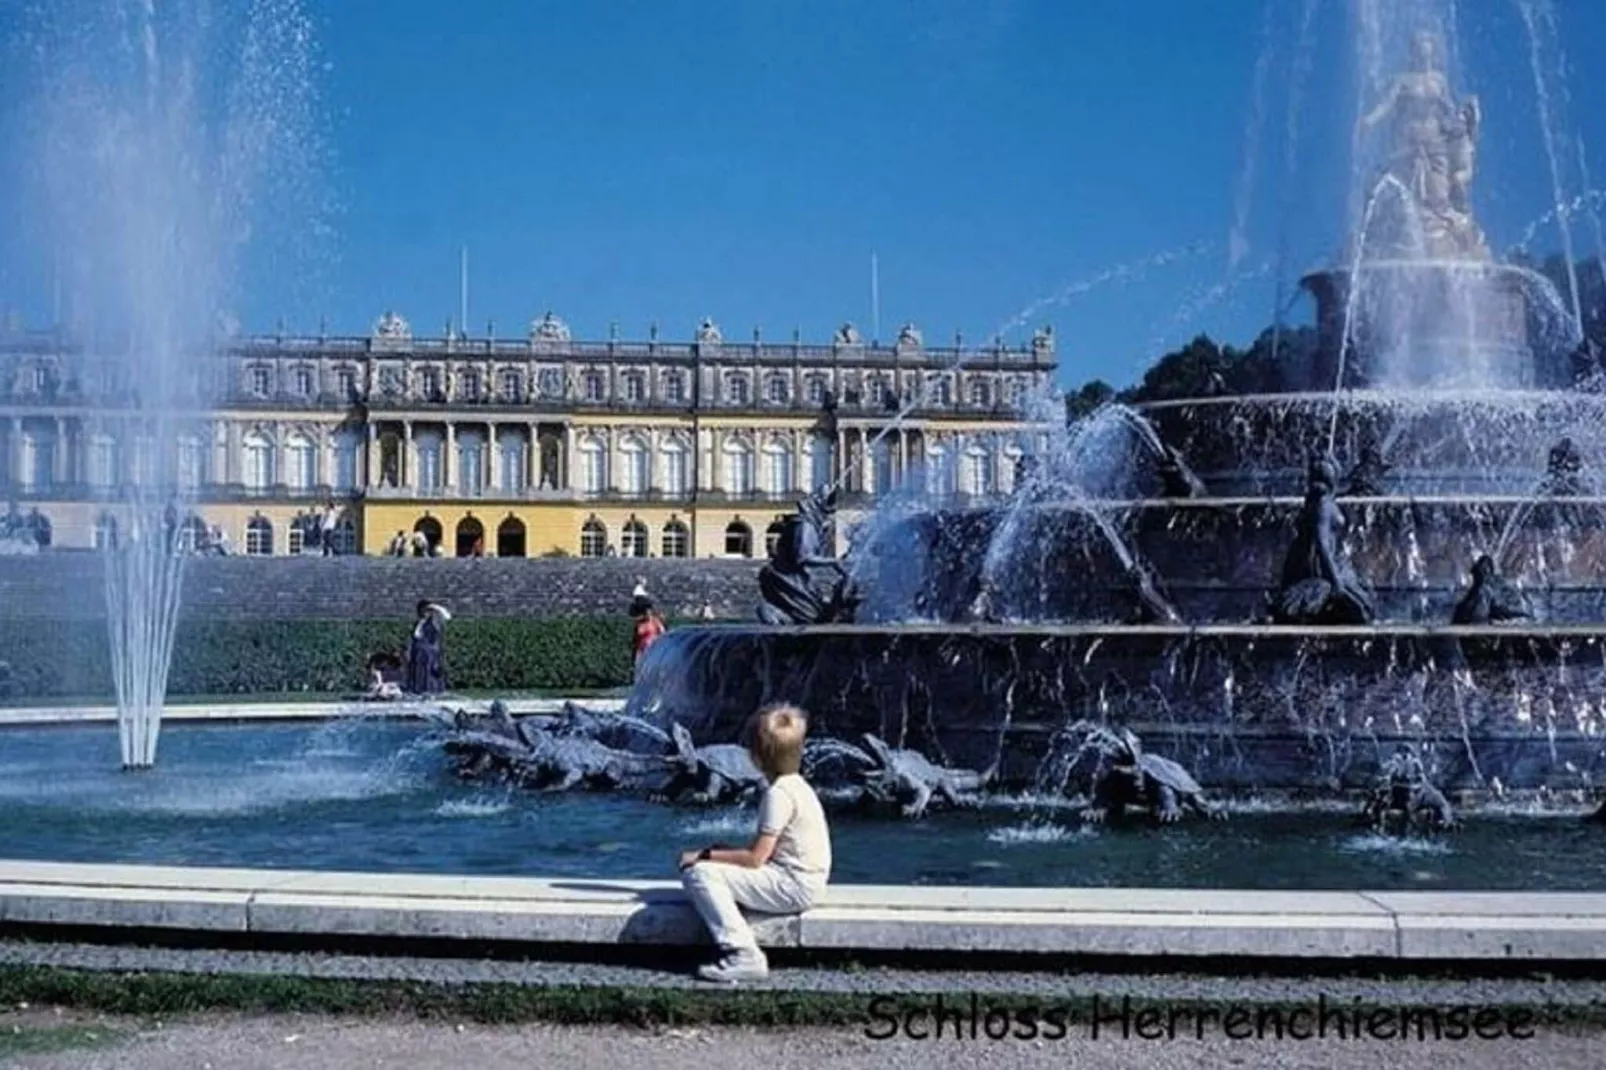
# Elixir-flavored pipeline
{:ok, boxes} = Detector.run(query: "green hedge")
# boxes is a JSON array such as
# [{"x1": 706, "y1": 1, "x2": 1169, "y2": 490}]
[{"x1": 0, "y1": 616, "x2": 663, "y2": 698}]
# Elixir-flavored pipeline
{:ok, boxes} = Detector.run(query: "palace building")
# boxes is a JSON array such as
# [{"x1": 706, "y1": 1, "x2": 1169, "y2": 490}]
[{"x1": 0, "y1": 310, "x2": 1058, "y2": 558}]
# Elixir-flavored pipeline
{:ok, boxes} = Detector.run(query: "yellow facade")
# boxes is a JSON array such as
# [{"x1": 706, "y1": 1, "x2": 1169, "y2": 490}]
[{"x1": 0, "y1": 315, "x2": 1059, "y2": 557}]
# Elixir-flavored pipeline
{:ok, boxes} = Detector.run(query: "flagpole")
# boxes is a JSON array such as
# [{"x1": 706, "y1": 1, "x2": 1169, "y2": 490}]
[{"x1": 870, "y1": 252, "x2": 880, "y2": 344}]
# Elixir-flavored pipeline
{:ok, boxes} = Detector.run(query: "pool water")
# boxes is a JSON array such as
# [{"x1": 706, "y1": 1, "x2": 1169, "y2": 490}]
[{"x1": 2, "y1": 718, "x2": 1603, "y2": 890}]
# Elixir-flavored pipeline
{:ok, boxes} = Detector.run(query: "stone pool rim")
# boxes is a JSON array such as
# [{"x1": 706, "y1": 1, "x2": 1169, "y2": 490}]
[{"x1": 3, "y1": 859, "x2": 1606, "y2": 966}]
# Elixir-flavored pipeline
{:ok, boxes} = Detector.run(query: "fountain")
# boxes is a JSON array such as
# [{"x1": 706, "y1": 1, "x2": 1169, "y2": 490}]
[
  {"x1": 10, "y1": 1, "x2": 322, "y2": 767},
  {"x1": 628, "y1": 19, "x2": 1606, "y2": 806}
]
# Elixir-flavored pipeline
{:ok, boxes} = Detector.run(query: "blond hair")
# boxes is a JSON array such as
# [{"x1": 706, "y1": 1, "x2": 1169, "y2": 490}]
[{"x1": 745, "y1": 703, "x2": 808, "y2": 779}]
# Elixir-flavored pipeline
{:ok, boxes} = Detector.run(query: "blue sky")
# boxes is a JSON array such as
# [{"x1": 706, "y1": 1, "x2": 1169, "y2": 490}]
[{"x1": 5, "y1": 0, "x2": 1606, "y2": 389}]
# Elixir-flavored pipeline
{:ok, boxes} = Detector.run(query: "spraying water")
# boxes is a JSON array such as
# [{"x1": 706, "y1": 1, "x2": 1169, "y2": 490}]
[
  {"x1": 1516, "y1": 0, "x2": 1583, "y2": 335},
  {"x1": 10, "y1": 0, "x2": 325, "y2": 767}
]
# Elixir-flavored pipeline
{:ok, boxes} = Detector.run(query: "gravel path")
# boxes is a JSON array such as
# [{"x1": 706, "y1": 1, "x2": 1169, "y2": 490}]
[
  {"x1": 6, "y1": 939, "x2": 1606, "y2": 1008},
  {"x1": 4, "y1": 1013, "x2": 1602, "y2": 1070}
]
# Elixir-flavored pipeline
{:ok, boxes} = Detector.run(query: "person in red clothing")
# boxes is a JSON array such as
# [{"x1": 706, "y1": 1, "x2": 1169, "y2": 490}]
[{"x1": 631, "y1": 594, "x2": 667, "y2": 667}]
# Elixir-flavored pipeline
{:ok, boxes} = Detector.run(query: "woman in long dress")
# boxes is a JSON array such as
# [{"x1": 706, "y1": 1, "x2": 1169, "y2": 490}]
[{"x1": 405, "y1": 600, "x2": 451, "y2": 695}]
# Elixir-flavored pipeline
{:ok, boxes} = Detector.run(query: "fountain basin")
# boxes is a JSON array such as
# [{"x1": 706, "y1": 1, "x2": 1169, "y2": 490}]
[
  {"x1": 1138, "y1": 391, "x2": 1606, "y2": 497},
  {"x1": 861, "y1": 497, "x2": 1606, "y2": 625},
  {"x1": 1299, "y1": 261, "x2": 1570, "y2": 392},
  {"x1": 629, "y1": 623, "x2": 1606, "y2": 794}
]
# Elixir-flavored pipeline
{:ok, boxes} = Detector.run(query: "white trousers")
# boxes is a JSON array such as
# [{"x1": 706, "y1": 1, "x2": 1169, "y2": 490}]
[{"x1": 681, "y1": 862, "x2": 821, "y2": 951}]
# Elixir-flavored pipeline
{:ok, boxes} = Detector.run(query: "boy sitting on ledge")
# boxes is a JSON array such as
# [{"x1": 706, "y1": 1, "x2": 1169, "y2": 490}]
[{"x1": 678, "y1": 704, "x2": 832, "y2": 983}]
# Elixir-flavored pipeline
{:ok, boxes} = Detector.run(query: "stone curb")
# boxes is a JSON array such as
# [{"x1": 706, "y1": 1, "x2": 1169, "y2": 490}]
[
  {"x1": 0, "y1": 698, "x2": 627, "y2": 727},
  {"x1": 3, "y1": 860, "x2": 1606, "y2": 963}
]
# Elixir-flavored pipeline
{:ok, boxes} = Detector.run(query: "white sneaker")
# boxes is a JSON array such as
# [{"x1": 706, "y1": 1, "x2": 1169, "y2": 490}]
[{"x1": 696, "y1": 946, "x2": 769, "y2": 983}]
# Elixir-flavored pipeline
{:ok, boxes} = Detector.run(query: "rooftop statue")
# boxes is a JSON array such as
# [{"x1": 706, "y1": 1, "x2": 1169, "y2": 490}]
[
  {"x1": 1357, "y1": 30, "x2": 1488, "y2": 260},
  {"x1": 1032, "y1": 325, "x2": 1055, "y2": 354},
  {"x1": 834, "y1": 322, "x2": 862, "y2": 346},
  {"x1": 531, "y1": 311, "x2": 571, "y2": 342},
  {"x1": 897, "y1": 322, "x2": 923, "y2": 348},
  {"x1": 696, "y1": 317, "x2": 722, "y2": 343},
  {"x1": 372, "y1": 310, "x2": 411, "y2": 341}
]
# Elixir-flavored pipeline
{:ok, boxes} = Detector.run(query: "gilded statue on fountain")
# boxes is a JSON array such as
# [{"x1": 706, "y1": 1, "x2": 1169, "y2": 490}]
[{"x1": 1357, "y1": 30, "x2": 1489, "y2": 260}]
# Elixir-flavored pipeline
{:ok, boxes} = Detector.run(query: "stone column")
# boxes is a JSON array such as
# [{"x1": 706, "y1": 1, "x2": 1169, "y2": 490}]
[
  {"x1": 528, "y1": 422, "x2": 541, "y2": 491},
  {"x1": 487, "y1": 421, "x2": 501, "y2": 495},
  {"x1": 403, "y1": 421, "x2": 415, "y2": 491},
  {"x1": 6, "y1": 417, "x2": 20, "y2": 486},
  {"x1": 444, "y1": 423, "x2": 456, "y2": 494},
  {"x1": 53, "y1": 418, "x2": 68, "y2": 486},
  {"x1": 365, "y1": 423, "x2": 378, "y2": 489},
  {"x1": 225, "y1": 421, "x2": 243, "y2": 487}
]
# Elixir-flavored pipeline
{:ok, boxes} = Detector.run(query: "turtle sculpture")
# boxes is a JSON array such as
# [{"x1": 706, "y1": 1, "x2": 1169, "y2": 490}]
[
  {"x1": 850, "y1": 733, "x2": 992, "y2": 818},
  {"x1": 1361, "y1": 747, "x2": 1458, "y2": 834},
  {"x1": 1080, "y1": 725, "x2": 1224, "y2": 825},
  {"x1": 662, "y1": 723, "x2": 770, "y2": 805}
]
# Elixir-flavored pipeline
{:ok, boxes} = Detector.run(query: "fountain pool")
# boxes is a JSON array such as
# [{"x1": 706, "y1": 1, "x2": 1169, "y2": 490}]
[{"x1": 0, "y1": 716, "x2": 1603, "y2": 891}]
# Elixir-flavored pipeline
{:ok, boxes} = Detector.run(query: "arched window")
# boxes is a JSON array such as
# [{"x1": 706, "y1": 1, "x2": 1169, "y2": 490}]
[
  {"x1": 866, "y1": 376, "x2": 888, "y2": 407},
  {"x1": 765, "y1": 520, "x2": 785, "y2": 558},
  {"x1": 285, "y1": 432, "x2": 316, "y2": 491},
  {"x1": 926, "y1": 441, "x2": 956, "y2": 497},
  {"x1": 968, "y1": 379, "x2": 991, "y2": 407},
  {"x1": 579, "y1": 517, "x2": 608, "y2": 557},
  {"x1": 500, "y1": 369, "x2": 522, "y2": 402},
  {"x1": 929, "y1": 376, "x2": 953, "y2": 406},
  {"x1": 94, "y1": 513, "x2": 118, "y2": 551},
  {"x1": 622, "y1": 371, "x2": 646, "y2": 403},
  {"x1": 583, "y1": 371, "x2": 606, "y2": 402},
  {"x1": 723, "y1": 437, "x2": 754, "y2": 495},
  {"x1": 1002, "y1": 444, "x2": 1025, "y2": 493},
  {"x1": 332, "y1": 431, "x2": 360, "y2": 492},
  {"x1": 20, "y1": 430, "x2": 52, "y2": 490},
  {"x1": 498, "y1": 429, "x2": 527, "y2": 494},
  {"x1": 872, "y1": 438, "x2": 894, "y2": 494},
  {"x1": 456, "y1": 515, "x2": 484, "y2": 557},
  {"x1": 457, "y1": 430, "x2": 485, "y2": 494},
  {"x1": 805, "y1": 376, "x2": 828, "y2": 406},
  {"x1": 497, "y1": 516, "x2": 527, "y2": 557},
  {"x1": 765, "y1": 375, "x2": 789, "y2": 404},
  {"x1": 87, "y1": 435, "x2": 117, "y2": 489},
  {"x1": 176, "y1": 435, "x2": 203, "y2": 490},
  {"x1": 242, "y1": 430, "x2": 273, "y2": 490},
  {"x1": 724, "y1": 520, "x2": 753, "y2": 558},
  {"x1": 661, "y1": 519, "x2": 689, "y2": 558},
  {"x1": 620, "y1": 518, "x2": 648, "y2": 558},
  {"x1": 963, "y1": 444, "x2": 992, "y2": 497},
  {"x1": 245, "y1": 516, "x2": 273, "y2": 556},
  {"x1": 1010, "y1": 378, "x2": 1029, "y2": 409},
  {"x1": 661, "y1": 438, "x2": 689, "y2": 497},
  {"x1": 724, "y1": 373, "x2": 750, "y2": 405},
  {"x1": 413, "y1": 515, "x2": 443, "y2": 554},
  {"x1": 179, "y1": 515, "x2": 208, "y2": 553},
  {"x1": 762, "y1": 438, "x2": 793, "y2": 497},
  {"x1": 808, "y1": 435, "x2": 833, "y2": 491},
  {"x1": 619, "y1": 434, "x2": 649, "y2": 496},
  {"x1": 578, "y1": 435, "x2": 607, "y2": 494},
  {"x1": 415, "y1": 430, "x2": 443, "y2": 491},
  {"x1": 332, "y1": 518, "x2": 358, "y2": 555}
]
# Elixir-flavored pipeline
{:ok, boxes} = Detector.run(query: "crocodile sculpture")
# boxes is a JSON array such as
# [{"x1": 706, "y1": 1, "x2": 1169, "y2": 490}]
[
  {"x1": 851, "y1": 733, "x2": 992, "y2": 818},
  {"x1": 661, "y1": 723, "x2": 769, "y2": 804}
]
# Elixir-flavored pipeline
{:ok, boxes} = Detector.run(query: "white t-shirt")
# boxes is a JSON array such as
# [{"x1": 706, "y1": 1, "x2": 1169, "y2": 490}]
[{"x1": 757, "y1": 773, "x2": 832, "y2": 883}]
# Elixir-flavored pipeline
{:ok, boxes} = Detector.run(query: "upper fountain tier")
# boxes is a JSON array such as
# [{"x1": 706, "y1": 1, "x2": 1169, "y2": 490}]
[{"x1": 1299, "y1": 30, "x2": 1576, "y2": 393}]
